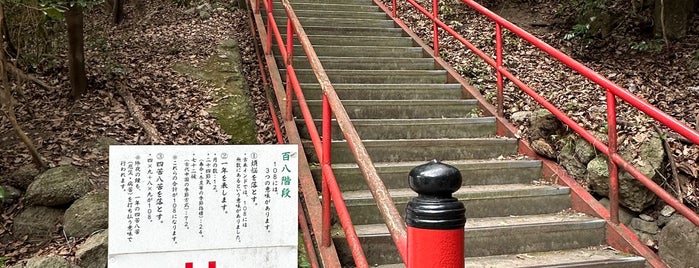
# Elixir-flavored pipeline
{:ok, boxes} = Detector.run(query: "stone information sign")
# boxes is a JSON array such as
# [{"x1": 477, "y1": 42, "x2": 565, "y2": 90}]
[{"x1": 108, "y1": 145, "x2": 298, "y2": 267}]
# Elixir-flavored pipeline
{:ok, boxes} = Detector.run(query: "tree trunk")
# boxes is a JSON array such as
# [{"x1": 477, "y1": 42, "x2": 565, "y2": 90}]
[
  {"x1": 113, "y1": 0, "x2": 124, "y2": 24},
  {"x1": 0, "y1": 4, "x2": 48, "y2": 171},
  {"x1": 1, "y1": 6, "x2": 17, "y2": 58},
  {"x1": 66, "y1": 5, "x2": 87, "y2": 98}
]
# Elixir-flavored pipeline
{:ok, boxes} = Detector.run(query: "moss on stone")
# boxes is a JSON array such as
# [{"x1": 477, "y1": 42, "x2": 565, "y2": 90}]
[{"x1": 174, "y1": 39, "x2": 257, "y2": 144}]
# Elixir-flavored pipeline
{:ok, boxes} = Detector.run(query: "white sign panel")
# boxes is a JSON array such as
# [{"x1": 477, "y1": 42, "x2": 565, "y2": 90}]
[{"x1": 108, "y1": 145, "x2": 298, "y2": 268}]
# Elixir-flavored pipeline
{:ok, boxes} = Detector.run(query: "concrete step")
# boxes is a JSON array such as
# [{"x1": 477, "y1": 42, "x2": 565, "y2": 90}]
[
  {"x1": 287, "y1": 57, "x2": 435, "y2": 70},
  {"x1": 283, "y1": 69, "x2": 445, "y2": 83},
  {"x1": 278, "y1": 35, "x2": 412, "y2": 47},
  {"x1": 298, "y1": 83, "x2": 462, "y2": 100},
  {"x1": 303, "y1": 138, "x2": 518, "y2": 163},
  {"x1": 310, "y1": 159, "x2": 542, "y2": 191},
  {"x1": 277, "y1": 25, "x2": 405, "y2": 37},
  {"x1": 286, "y1": 2, "x2": 381, "y2": 12},
  {"x1": 290, "y1": 0, "x2": 373, "y2": 4},
  {"x1": 276, "y1": 45, "x2": 424, "y2": 58},
  {"x1": 339, "y1": 184, "x2": 572, "y2": 225},
  {"x1": 333, "y1": 213, "x2": 608, "y2": 265},
  {"x1": 298, "y1": 118, "x2": 496, "y2": 140},
  {"x1": 270, "y1": 9, "x2": 389, "y2": 20},
  {"x1": 294, "y1": 99, "x2": 479, "y2": 119},
  {"x1": 296, "y1": 17, "x2": 395, "y2": 28},
  {"x1": 378, "y1": 248, "x2": 646, "y2": 268}
]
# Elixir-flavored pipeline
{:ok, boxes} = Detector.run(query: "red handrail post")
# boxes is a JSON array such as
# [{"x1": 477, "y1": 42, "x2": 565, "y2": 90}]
[
  {"x1": 432, "y1": 0, "x2": 439, "y2": 57},
  {"x1": 607, "y1": 91, "x2": 620, "y2": 225},
  {"x1": 495, "y1": 22, "x2": 504, "y2": 117},
  {"x1": 406, "y1": 160, "x2": 466, "y2": 268},
  {"x1": 392, "y1": 0, "x2": 397, "y2": 18},
  {"x1": 285, "y1": 19, "x2": 294, "y2": 121},
  {"x1": 321, "y1": 94, "x2": 332, "y2": 247}
]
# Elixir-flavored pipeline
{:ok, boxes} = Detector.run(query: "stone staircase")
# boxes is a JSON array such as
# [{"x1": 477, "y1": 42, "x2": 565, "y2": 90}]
[{"x1": 264, "y1": 0, "x2": 647, "y2": 266}]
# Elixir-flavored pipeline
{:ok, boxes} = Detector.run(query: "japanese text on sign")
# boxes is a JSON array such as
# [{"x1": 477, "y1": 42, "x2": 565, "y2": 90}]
[{"x1": 108, "y1": 145, "x2": 298, "y2": 268}]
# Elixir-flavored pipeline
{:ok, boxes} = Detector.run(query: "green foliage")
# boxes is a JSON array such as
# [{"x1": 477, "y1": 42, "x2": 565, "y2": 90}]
[
  {"x1": 467, "y1": 107, "x2": 483, "y2": 118},
  {"x1": 4, "y1": 1, "x2": 65, "y2": 69},
  {"x1": 629, "y1": 39, "x2": 664, "y2": 51},
  {"x1": 0, "y1": 256, "x2": 9, "y2": 267},
  {"x1": 564, "y1": 23, "x2": 590, "y2": 40},
  {"x1": 439, "y1": 4, "x2": 454, "y2": 17},
  {"x1": 297, "y1": 233, "x2": 311, "y2": 268},
  {"x1": 38, "y1": 0, "x2": 104, "y2": 19},
  {"x1": 691, "y1": 50, "x2": 699, "y2": 69},
  {"x1": 0, "y1": 185, "x2": 5, "y2": 201},
  {"x1": 172, "y1": 0, "x2": 192, "y2": 7}
]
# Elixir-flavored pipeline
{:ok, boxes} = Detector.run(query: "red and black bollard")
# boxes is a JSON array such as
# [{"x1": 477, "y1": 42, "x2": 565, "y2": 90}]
[{"x1": 406, "y1": 160, "x2": 466, "y2": 268}]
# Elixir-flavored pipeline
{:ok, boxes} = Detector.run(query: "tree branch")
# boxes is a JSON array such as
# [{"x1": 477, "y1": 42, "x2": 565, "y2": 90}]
[
  {"x1": 5, "y1": 62, "x2": 53, "y2": 90},
  {"x1": 653, "y1": 125, "x2": 683, "y2": 202},
  {"x1": 116, "y1": 84, "x2": 162, "y2": 144},
  {"x1": 660, "y1": 0, "x2": 669, "y2": 45},
  {"x1": 0, "y1": 4, "x2": 48, "y2": 171}
]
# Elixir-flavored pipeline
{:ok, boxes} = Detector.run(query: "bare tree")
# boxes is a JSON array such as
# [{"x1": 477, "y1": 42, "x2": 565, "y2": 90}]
[
  {"x1": 66, "y1": 3, "x2": 87, "y2": 98},
  {"x1": 113, "y1": 0, "x2": 124, "y2": 24}
]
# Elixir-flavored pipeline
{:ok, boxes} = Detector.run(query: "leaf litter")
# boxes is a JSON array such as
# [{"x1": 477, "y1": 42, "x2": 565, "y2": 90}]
[{"x1": 1, "y1": 0, "x2": 275, "y2": 265}]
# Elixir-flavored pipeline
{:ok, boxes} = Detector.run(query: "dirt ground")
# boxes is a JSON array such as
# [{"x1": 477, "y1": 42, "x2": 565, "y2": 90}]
[{"x1": 0, "y1": 1, "x2": 274, "y2": 265}]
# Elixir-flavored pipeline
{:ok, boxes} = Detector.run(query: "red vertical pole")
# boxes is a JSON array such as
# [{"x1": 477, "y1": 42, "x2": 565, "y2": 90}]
[
  {"x1": 607, "y1": 91, "x2": 620, "y2": 225},
  {"x1": 495, "y1": 22, "x2": 504, "y2": 118},
  {"x1": 208, "y1": 261, "x2": 216, "y2": 268},
  {"x1": 265, "y1": 0, "x2": 272, "y2": 55},
  {"x1": 392, "y1": 0, "x2": 397, "y2": 18},
  {"x1": 321, "y1": 95, "x2": 332, "y2": 247},
  {"x1": 432, "y1": 0, "x2": 439, "y2": 57},
  {"x1": 406, "y1": 160, "x2": 465, "y2": 268},
  {"x1": 185, "y1": 263, "x2": 193, "y2": 268},
  {"x1": 298, "y1": 203, "x2": 321, "y2": 268},
  {"x1": 269, "y1": 102, "x2": 284, "y2": 144},
  {"x1": 284, "y1": 18, "x2": 294, "y2": 121}
]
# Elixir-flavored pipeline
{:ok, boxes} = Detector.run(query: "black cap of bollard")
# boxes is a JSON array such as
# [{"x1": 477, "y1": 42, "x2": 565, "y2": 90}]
[{"x1": 406, "y1": 160, "x2": 466, "y2": 229}]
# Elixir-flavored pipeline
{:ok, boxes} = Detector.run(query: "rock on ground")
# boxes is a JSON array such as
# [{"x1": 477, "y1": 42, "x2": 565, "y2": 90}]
[
  {"x1": 1, "y1": 164, "x2": 40, "y2": 190},
  {"x1": 510, "y1": 111, "x2": 531, "y2": 124},
  {"x1": 598, "y1": 198, "x2": 636, "y2": 225},
  {"x1": 586, "y1": 135, "x2": 665, "y2": 212},
  {"x1": 558, "y1": 135, "x2": 587, "y2": 179},
  {"x1": 12, "y1": 206, "x2": 64, "y2": 242},
  {"x1": 528, "y1": 109, "x2": 565, "y2": 140},
  {"x1": 658, "y1": 216, "x2": 699, "y2": 268},
  {"x1": 92, "y1": 136, "x2": 119, "y2": 154},
  {"x1": 630, "y1": 217, "x2": 659, "y2": 234},
  {"x1": 24, "y1": 166, "x2": 93, "y2": 206},
  {"x1": 24, "y1": 255, "x2": 75, "y2": 268},
  {"x1": 63, "y1": 191, "x2": 109, "y2": 238},
  {"x1": 1, "y1": 185, "x2": 22, "y2": 204},
  {"x1": 76, "y1": 230, "x2": 108, "y2": 268},
  {"x1": 573, "y1": 137, "x2": 596, "y2": 164},
  {"x1": 527, "y1": 109, "x2": 567, "y2": 159}
]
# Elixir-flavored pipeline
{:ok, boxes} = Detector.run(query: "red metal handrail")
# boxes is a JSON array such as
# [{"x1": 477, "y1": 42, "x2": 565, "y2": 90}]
[
  {"x1": 261, "y1": 1, "x2": 368, "y2": 267},
  {"x1": 391, "y1": 0, "x2": 699, "y2": 229},
  {"x1": 251, "y1": 0, "x2": 410, "y2": 266}
]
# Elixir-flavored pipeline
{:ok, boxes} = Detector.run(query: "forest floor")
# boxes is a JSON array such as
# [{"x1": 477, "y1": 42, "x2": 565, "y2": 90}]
[
  {"x1": 0, "y1": 0, "x2": 698, "y2": 265},
  {"x1": 0, "y1": 1, "x2": 273, "y2": 265}
]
